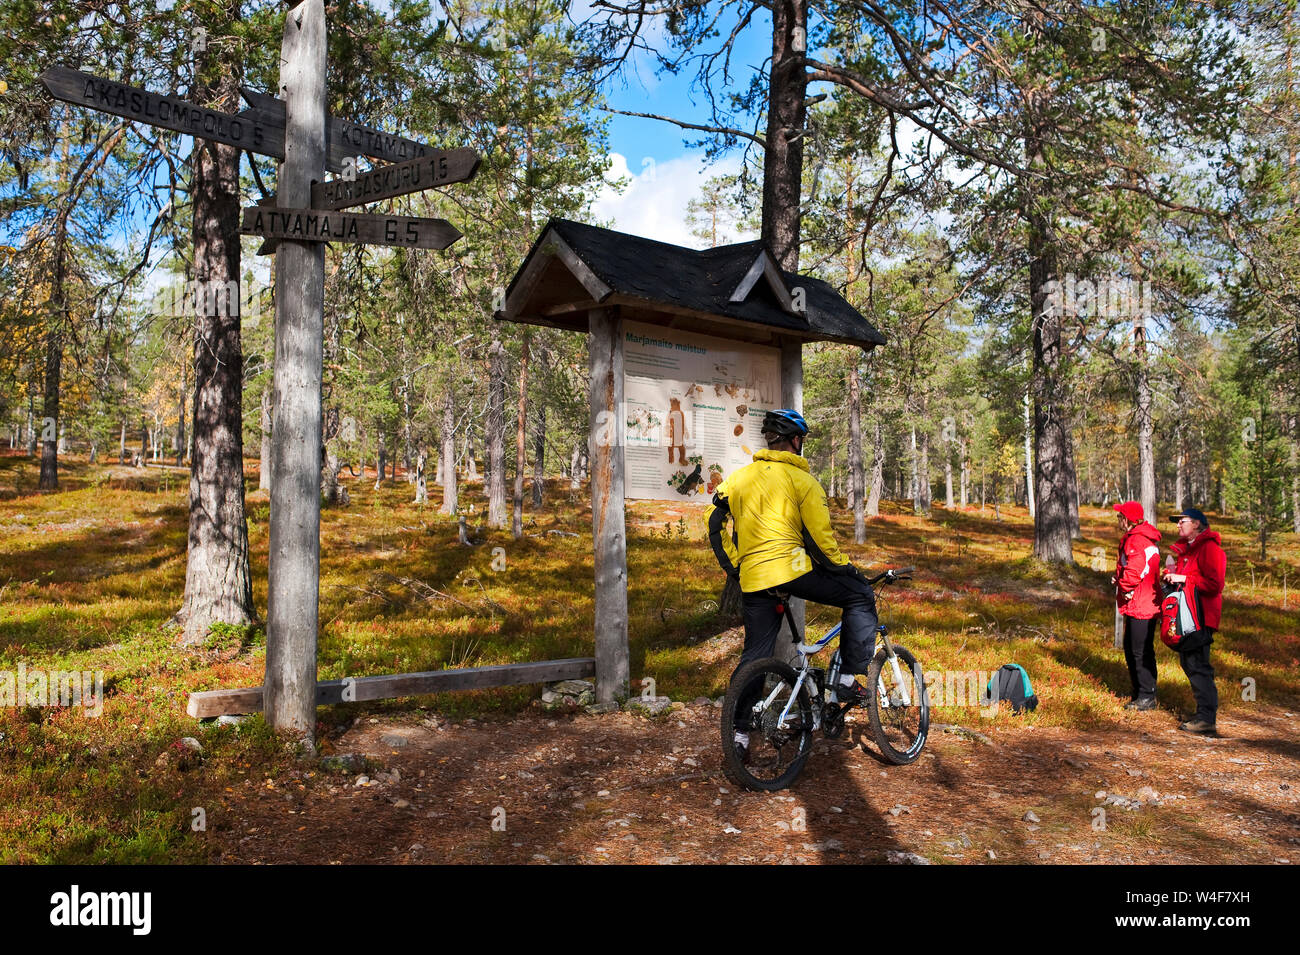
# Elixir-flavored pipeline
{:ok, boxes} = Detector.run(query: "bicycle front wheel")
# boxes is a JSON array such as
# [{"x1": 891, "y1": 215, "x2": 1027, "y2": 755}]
[
  {"x1": 720, "y1": 658, "x2": 813, "y2": 791},
  {"x1": 866, "y1": 645, "x2": 929, "y2": 764}
]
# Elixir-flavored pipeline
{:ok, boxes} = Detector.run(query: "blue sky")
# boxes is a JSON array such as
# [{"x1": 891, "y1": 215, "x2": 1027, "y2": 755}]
[{"x1": 586, "y1": 6, "x2": 772, "y2": 248}]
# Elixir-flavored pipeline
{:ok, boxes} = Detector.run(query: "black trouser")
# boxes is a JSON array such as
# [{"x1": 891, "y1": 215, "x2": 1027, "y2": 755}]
[
  {"x1": 1122, "y1": 615, "x2": 1158, "y2": 700},
  {"x1": 731, "y1": 567, "x2": 878, "y2": 731},
  {"x1": 1178, "y1": 632, "x2": 1217, "y2": 723}
]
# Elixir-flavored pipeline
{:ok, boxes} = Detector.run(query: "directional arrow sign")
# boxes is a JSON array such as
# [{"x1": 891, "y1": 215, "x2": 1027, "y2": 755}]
[
  {"x1": 240, "y1": 206, "x2": 462, "y2": 251},
  {"x1": 312, "y1": 148, "x2": 480, "y2": 210},
  {"x1": 241, "y1": 88, "x2": 433, "y2": 171},
  {"x1": 41, "y1": 67, "x2": 284, "y2": 158}
]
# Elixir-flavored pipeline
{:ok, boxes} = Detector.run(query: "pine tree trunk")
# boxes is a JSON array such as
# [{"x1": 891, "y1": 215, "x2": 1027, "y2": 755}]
[
  {"x1": 867, "y1": 417, "x2": 883, "y2": 517},
  {"x1": 513, "y1": 330, "x2": 529, "y2": 539},
  {"x1": 960, "y1": 436, "x2": 969, "y2": 506},
  {"x1": 1174, "y1": 420, "x2": 1185, "y2": 511},
  {"x1": 533, "y1": 394, "x2": 546, "y2": 507},
  {"x1": 175, "y1": 39, "x2": 255, "y2": 642},
  {"x1": 403, "y1": 385, "x2": 415, "y2": 484},
  {"x1": 39, "y1": 270, "x2": 64, "y2": 490},
  {"x1": 849, "y1": 359, "x2": 865, "y2": 542},
  {"x1": 1290, "y1": 412, "x2": 1299, "y2": 533},
  {"x1": 1066, "y1": 426, "x2": 1081, "y2": 539},
  {"x1": 177, "y1": 362, "x2": 188, "y2": 468},
  {"x1": 944, "y1": 452, "x2": 954, "y2": 508},
  {"x1": 414, "y1": 448, "x2": 427, "y2": 504},
  {"x1": 910, "y1": 425, "x2": 921, "y2": 515},
  {"x1": 1024, "y1": 99, "x2": 1075, "y2": 562},
  {"x1": 1022, "y1": 388, "x2": 1036, "y2": 518},
  {"x1": 374, "y1": 428, "x2": 386, "y2": 489},
  {"x1": 1135, "y1": 322, "x2": 1156, "y2": 518},
  {"x1": 119, "y1": 419, "x2": 126, "y2": 464},
  {"x1": 487, "y1": 338, "x2": 507, "y2": 528},
  {"x1": 321, "y1": 447, "x2": 340, "y2": 504},
  {"x1": 919, "y1": 426, "x2": 932, "y2": 515},
  {"x1": 828, "y1": 434, "x2": 836, "y2": 500},
  {"x1": 440, "y1": 388, "x2": 457, "y2": 515},
  {"x1": 259, "y1": 385, "x2": 272, "y2": 490},
  {"x1": 761, "y1": 0, "x2": 807, "y2": 268}
]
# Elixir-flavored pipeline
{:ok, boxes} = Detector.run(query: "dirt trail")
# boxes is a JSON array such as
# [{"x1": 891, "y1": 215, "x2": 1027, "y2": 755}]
[{"x1": 209, "y1": 701, "x2": 1300, "y2": 864}]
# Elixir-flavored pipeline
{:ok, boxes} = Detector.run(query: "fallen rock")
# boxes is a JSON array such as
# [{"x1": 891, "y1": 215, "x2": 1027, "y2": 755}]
[
  {"x1": 551, "y1": 679, "x2": 594, "y2": 696},
  {"x1": 1022, "y1": 810, "x2": 1041, "y2": 823},
  {"x1": 320, "y1": 753, "x2": 367, "y2": 774},
  {"x1": 625, "y1": 695, "x2": 674, "y2": 717},
  {"x1": 585, "y1": 701, "x2": 619, "y2": 715}
]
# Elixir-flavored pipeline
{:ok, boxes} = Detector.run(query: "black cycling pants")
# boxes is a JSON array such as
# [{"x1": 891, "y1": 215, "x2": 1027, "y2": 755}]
[{"x1": 735, "y1": 566, "x2": 879, "y2": 677}]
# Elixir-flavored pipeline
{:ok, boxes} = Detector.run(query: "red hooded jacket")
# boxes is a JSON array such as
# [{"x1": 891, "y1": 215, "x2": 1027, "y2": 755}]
[
  {"x1": 1171, "y1": 529, "x2": 1227, "y2": 630},
  {"x1": 1115, "y1": 521, "x2": 1163, "y2": 618}
]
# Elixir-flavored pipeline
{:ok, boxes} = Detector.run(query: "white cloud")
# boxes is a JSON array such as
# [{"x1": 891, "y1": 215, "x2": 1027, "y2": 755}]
[{"x1": 591, "y1": 151, "x2": 754, "y2": 249}]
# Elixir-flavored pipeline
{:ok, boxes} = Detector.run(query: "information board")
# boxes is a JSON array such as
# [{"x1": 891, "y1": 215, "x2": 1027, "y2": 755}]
[{"x1": 622, "y1": 320, "x2": 781, "y2": 501}]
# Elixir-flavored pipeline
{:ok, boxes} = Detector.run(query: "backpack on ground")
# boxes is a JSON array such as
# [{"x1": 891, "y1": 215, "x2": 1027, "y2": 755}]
[{"x1": 982, "y1": 663, "x2": 1039, "y2": 714}]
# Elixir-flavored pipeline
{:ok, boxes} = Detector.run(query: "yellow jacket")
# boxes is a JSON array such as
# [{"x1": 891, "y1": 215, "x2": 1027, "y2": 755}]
[{"x1": 704, "y1": 449, "x2": 850, "y2": 593}]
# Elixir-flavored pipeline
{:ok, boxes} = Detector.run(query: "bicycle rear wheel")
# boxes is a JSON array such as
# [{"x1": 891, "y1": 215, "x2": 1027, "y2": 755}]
[
  {"x1": 866, "y1": 646, "x2": 929, "y2": 764},
  {"x1": 720, "y1": 658, "x2": 813, "y2": 791}
]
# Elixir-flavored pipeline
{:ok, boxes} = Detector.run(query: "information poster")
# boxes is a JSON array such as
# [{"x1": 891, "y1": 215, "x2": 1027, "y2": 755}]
[{"x1": 622, "y1": 320, "x2": 782, "y2": 501}]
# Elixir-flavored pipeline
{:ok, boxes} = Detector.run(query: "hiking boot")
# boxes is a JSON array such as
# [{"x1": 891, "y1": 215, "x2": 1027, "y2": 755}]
[
  {"x1": 1124, "y1": 697, "x2": 1158, "y2": 711},
  {"x1": 1179, "y1": 718, "x2": 1217, "y2": 734}
]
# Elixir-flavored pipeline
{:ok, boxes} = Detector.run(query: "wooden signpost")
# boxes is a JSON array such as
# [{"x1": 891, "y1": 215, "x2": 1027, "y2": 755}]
[
  {"x1": 41, "y1": 0, "x2": 485, "y2": 741},
  {"x1": 302, "y1": 148, "x2": 480, "y2": 210},
  {"x1": 240, "y1": 86, "x2": 434, "y2": 171},
  {"x1": 41, "y1": 65, "x2": 286, "y2": 159},
  {"x1": 239, "y1": 206, "x2": 462, "y2": 250}
]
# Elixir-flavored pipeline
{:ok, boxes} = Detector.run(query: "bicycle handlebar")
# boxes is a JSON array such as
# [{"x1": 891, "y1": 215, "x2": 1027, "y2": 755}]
[{"x1": 865, "y1": 565, "x2": 916, "y2": 585}]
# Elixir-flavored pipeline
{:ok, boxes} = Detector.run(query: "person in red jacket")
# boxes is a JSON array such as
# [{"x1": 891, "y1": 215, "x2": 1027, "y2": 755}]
[
  {"x1": 1163, "y1": 507, "x2": 1227, "y2": 734},
  {"x1": 1111, "y1": 501, "x2": 1162, "y2": 710}
]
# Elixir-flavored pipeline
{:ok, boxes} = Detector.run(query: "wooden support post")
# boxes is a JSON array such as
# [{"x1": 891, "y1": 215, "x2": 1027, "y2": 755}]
[
  {"x1": 189, "y1": 657, "x2": 597, "y2": 718},
  {"x1": 780, "y1": 338, "x2": 805, "y2": 664},
  {"x1": 263, "y1": 0, "x2": 327, "y2": 740},
  {"x1": 589, "y1": 306, "x2": 629, "y2": 704}
]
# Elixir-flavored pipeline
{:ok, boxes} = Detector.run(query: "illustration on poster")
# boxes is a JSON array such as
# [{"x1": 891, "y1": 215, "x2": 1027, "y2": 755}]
[{"x1": 621, "y1": 320, "x2": 781, "y2": 502}]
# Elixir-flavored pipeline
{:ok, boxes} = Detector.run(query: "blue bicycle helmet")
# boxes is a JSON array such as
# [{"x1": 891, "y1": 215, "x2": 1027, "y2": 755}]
[{"x1": 761, "y1": 408, "x2": 810, "y2": 438}]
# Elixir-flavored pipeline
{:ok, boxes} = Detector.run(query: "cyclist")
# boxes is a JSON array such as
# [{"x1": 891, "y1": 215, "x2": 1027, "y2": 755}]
[{"x1": 705, "y1": 409, "x2": 878, "y2": 761}]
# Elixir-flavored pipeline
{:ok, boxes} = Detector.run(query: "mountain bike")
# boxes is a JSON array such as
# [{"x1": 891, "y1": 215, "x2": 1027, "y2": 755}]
[{"x1": 720, "y1": 566, "x2": 928, "y2": 791}]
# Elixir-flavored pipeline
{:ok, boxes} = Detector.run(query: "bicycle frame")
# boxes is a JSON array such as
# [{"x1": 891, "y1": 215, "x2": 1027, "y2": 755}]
[{"x1": 767, "y1": 570, "x2": 915, "y2": 732}]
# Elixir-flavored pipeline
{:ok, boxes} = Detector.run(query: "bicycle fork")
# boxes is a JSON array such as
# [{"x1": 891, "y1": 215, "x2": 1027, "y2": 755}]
[{"x1": 874, "y1": 626, "x2": 913, "y2": 709}]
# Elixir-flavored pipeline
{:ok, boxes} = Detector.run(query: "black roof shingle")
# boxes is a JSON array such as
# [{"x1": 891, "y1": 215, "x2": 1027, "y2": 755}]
[{"x1": 499, "y1": 218, "x2": 886, "y2": 349}]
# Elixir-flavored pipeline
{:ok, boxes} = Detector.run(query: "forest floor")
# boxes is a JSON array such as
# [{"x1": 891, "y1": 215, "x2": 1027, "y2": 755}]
[{"x1": 1, "y1": 451, "x2": 1297, "y2": 864}]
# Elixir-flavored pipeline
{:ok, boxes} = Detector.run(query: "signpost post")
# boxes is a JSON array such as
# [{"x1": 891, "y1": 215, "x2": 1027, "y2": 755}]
[
  {"x1": 40, "y1": 0, "x2": 478, "y2": 742},
  {"x1": 261, "y1": 0, "x2": 328, "y2": 739}
]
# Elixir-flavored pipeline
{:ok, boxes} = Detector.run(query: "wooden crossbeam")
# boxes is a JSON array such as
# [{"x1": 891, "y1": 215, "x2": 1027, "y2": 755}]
[{"x1": 186, "y1": 657, "x2": 597, "y2": 718}]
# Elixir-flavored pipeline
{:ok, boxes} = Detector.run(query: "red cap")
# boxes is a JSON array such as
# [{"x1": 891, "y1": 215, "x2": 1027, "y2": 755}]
[{"x1": 1113, "y1": 501, "x2": 1144, "y2": 523}]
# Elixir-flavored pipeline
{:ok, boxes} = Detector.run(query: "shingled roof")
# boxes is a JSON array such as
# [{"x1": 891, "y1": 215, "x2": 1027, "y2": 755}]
[{"x1": 496, "y1": 218, "x2": 887, "y2": 349}]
